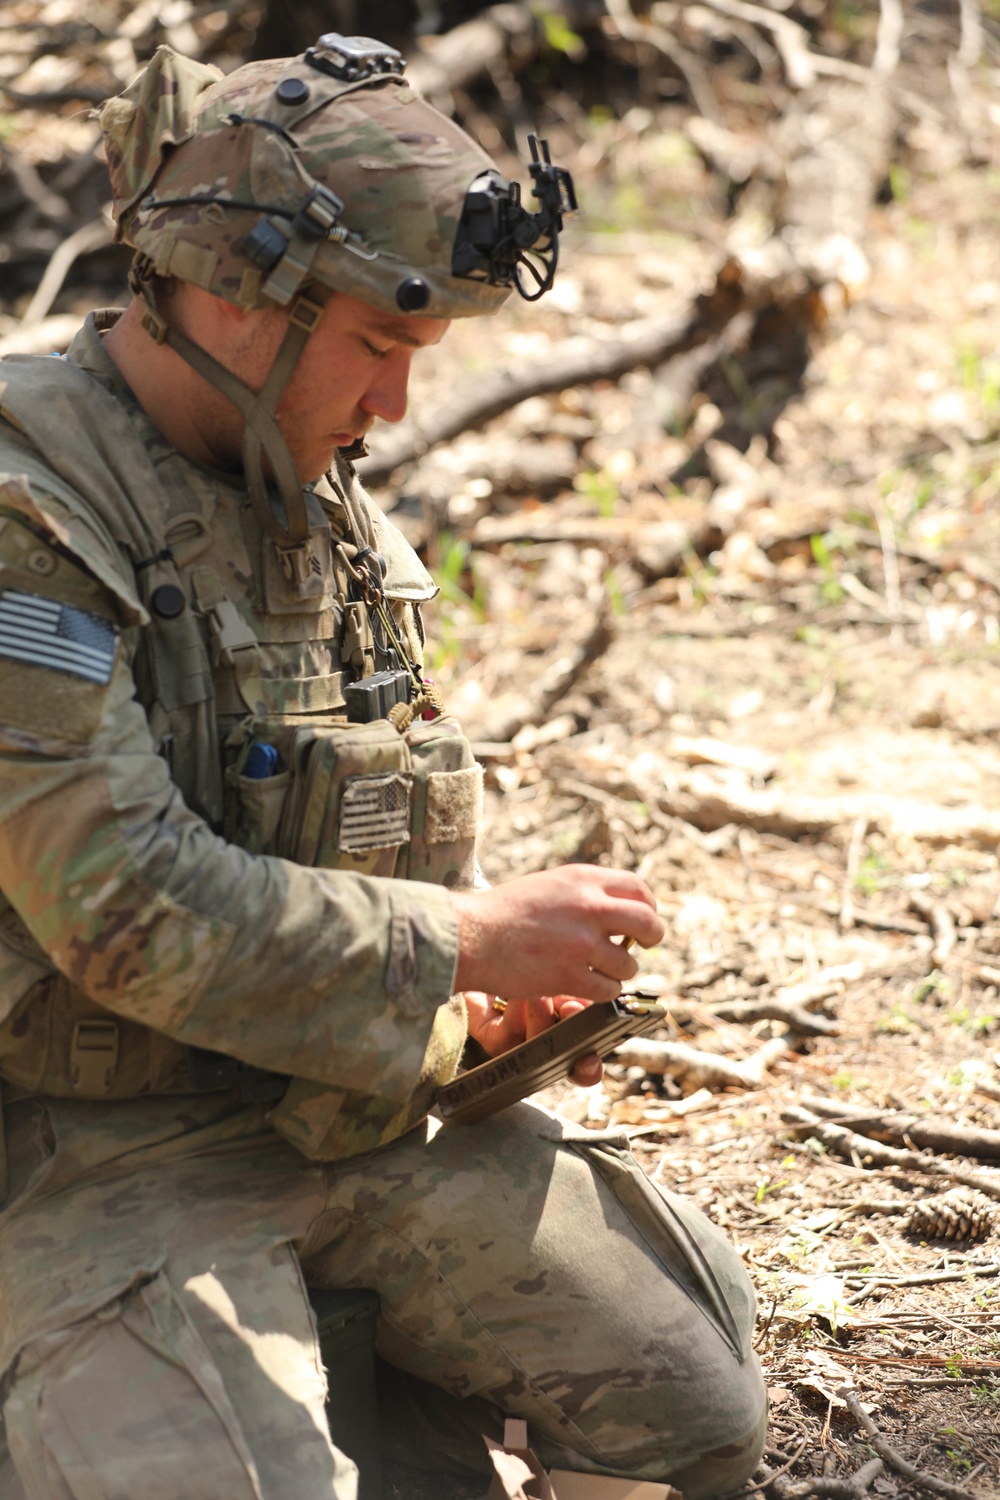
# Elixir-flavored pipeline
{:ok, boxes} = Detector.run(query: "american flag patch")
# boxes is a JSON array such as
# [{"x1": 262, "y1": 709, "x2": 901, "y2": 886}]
[
  {"x1": 339, "y1": 772, "x2": 412, "y2": 851},
  {"x1": 0, "y1": 589, "x2": 119, "y2": 685}
]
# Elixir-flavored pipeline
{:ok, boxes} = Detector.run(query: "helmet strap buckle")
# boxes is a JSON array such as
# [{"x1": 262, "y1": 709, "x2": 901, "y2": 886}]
[
  {"x1": 289, "y1": 292, "x2": 326, "y2": 333},
  {"x1": 140, "y1": 306, "x2": 169, "y2": 345}
]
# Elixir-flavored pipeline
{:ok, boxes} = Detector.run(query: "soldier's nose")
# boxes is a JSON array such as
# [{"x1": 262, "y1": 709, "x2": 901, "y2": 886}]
[{"x1": 361, "y1": 351, "x2": 411, "y2": 425}]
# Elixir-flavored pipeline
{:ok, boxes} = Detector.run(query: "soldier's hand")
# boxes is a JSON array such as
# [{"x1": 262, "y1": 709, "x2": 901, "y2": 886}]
[
  {"x1": 463, "y1": 993, "x2": 605, "y2": 1086},
  {"x1": 451, "y1": 865, "x2": 664, "y2": 1002}
]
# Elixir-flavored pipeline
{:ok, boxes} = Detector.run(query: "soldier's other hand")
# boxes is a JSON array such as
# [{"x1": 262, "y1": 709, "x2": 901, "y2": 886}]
[
  {"x1": 451, "y1": 864, "x2": 664, "y2": 1002},
  {"x1": 463, "y1": 993, "x2": 604, "y2": 1086}
]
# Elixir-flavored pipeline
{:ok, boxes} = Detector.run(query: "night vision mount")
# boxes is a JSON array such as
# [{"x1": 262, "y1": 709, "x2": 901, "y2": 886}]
[
  {"x1": 452, "y1": 135, "x2": 577, "y2": 302},
  {"x1": 304, "y1": 34, "x2": 407, "y2": 83}
]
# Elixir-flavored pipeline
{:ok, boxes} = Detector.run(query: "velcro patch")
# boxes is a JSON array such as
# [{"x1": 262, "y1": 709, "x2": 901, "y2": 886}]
[
  {"x1": 0, "y1": 589, "x2": 118, "y2": 684},
  {"x1": 425, "y1": 764, "x2": 483, "y2": 845},
  {"x1": 339, "y1": 772, "x2": 412, "y2": 851}
]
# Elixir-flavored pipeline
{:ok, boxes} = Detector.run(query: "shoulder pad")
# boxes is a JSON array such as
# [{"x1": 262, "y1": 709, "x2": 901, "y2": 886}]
[{"x1": 0, "y1": 473, "x2": 145, "y2": 626}]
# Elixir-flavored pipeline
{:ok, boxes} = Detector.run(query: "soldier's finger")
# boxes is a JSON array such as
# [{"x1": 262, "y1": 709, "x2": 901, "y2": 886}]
[
  {"x1": 569, "y1": 1052, "x2": 603, "y2": 1086},
  {"x1": 525, "y1": 996, "x2": 557, "y2": 1039},
  {"x1": 588, "y1": 940, "x2": 639, "y2": 985},
  {"x1": 570, "y1": 968, "x2": 623, "y2": 1004},
  {"x1": 607, "y1": 899, "x2": 665, "y2": 948}
]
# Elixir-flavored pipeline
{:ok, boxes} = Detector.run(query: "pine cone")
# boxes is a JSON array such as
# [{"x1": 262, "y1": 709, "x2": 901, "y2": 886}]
[{"x1": 901, "y1": 1190, "x2": 995, "y2": 1243}]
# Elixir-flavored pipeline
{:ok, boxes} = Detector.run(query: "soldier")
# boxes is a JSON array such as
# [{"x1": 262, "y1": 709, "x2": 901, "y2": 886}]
[{"x1": 0, "y1": 35, "x2": 766, "y2": 1500}]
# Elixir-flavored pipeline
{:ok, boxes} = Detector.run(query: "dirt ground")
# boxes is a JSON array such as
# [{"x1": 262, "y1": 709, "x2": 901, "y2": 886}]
[
  {"x1": 3, "y1": 7, "x2": 1000, "y2": 1496},
  {"x1": 369, "y1": 128, "x2": 1000, "y2": 1500}
]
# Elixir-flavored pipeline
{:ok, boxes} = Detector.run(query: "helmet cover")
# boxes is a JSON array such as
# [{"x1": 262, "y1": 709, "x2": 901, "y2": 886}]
[{"x1": 99, "y1": 43, "x2": 513, "y2": 320}]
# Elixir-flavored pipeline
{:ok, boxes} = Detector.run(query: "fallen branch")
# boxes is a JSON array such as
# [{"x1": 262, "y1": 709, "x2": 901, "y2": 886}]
[
  {"x1": 837, "y1": 1386, "x2": 989, "y2": 1500},
  {"x1": 908, "y1": 891, "x2": 957, "y2": 968},
  {"x1": 830, "y1": 1348, "x2": 1000, "y2": 1368},
  {"x1": 603, "y1": 0, "x2": 723, "y2": 124},
  {"x1": 693, "y1": 997, "x2": 838, "y2": 1037},
  {"x1": 801, "y1": 1096, "x2": 1000, "y2": 1162},
  {"x1": 655, "y1": 770, "x2": 1000, "y2": 847},
  {"x1": 844, "y1": 1264, "x2": 1000, "y2": 1289},
  {"x1": 406, "y1": 2, "x2": 539, "y2": 98},
  {"x1": 472, "y1": 609, "x2": 613, "y2": 744},
  {"x1": 781, "y1": 1106, "x2": 1000, "y2": 1201},
  {"x1": 838, "y1": 814, "x2": 868, "y2": 933},
  {"x1": 615, "y1": 1034, "x2": 788, "y2": 1089},
  {"x1": 1, "y1": 148, "x2": 74, "y2": 229},
  {"x1": 762, "y1": 1458, "x2": 882, "y2": 1500},
  {"x1": 360, "y1": 267, "x2": 757, "y2": 485},
  {"x1": 19, "y1": 218, "x2": 111, "y2": 329}
]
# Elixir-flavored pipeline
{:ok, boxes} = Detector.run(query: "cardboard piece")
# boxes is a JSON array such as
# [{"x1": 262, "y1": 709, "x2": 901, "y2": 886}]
[
  {"x1": 549, "y1": 1472, "x2": 682, "y2": 1500},
  {"x1": 483, "y1": 1421, "x2": 683, "y2": 1500},
  {"x1": 485, "y1": 1421, "x2": 557, "y2": 1500}
]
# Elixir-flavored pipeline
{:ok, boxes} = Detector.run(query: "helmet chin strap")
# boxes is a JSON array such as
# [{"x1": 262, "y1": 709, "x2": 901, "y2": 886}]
[{"x1": 129, "y1": 263, "x2": 329, "y2": 556}]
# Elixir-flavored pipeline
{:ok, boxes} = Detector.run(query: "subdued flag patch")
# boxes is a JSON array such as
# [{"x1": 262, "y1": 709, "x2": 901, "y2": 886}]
[{"x1": 0, "y1": 589, "x2": 118, "y2": 684}]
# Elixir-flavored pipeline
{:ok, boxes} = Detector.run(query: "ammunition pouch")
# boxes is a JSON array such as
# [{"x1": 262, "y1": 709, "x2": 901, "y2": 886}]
[{"x1": 219, "y1": 707, "x2": 482, "y2": 1156}]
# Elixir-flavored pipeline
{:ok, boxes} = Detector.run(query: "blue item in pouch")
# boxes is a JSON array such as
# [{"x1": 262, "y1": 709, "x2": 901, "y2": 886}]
[{"x1": 244, "y1": 742, "x2": 279, "y2": 779}]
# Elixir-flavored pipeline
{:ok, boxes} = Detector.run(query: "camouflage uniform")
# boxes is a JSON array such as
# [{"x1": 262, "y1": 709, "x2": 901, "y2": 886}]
[{"x1": 0, "y1": 40, "x2": 766, "y2": 1500}]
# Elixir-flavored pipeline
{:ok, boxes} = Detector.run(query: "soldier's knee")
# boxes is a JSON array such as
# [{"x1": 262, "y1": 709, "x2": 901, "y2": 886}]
[{"x1": 663, "y1": 1360, "x2": 768, "y2": 1499}]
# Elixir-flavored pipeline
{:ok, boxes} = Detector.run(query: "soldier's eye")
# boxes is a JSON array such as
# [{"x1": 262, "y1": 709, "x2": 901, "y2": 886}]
[{"x1": 362, "y1": 339, "x2": 391, "y2": 359}]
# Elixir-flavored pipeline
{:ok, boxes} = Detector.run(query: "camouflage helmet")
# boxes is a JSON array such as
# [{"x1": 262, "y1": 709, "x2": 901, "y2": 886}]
[
  {"x1": 99, "y1": 38, "x2": 573, "y2": 321},
  {"x1": 95, "y1": 38, "x2": 575, "y2": 555}
]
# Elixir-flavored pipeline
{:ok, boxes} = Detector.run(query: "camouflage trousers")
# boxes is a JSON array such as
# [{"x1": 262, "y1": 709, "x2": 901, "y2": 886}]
[{"x1": 0, "y1": 1102, "x2": 766, "y2": 1500}]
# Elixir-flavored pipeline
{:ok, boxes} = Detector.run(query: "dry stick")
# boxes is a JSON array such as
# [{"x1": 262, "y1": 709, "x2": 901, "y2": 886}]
[
  {"x1": 764, "y1": 1458, "x2": 883, "y2": 1500},
  {"x1": 406, "y1": 1, "x2": 538, "y2": 97},
  {"x1": 781, "y1": 1106, "x2": 1000, "y2": 1201},
  {"x1": 872, "y1": 501, "x2": 903, "y2": 649},
  {"x1": 359, "y1": 277, "x2": 752, "y2": 485},
  {"x1": 603, "y1": 0, "x2": 723, "y2": 123},
  {"x1": 830, "y1": 1350, "x2": 1000, "y2": 1371},
  {"x1": 956, "y1": 0, "x2": 983, "y2": 68},
  {"x1": 839, "y1": 814, "x2": 868, "y2": 934},
  {"x1": 479, "y1": 610, "x2": 613, "y2": 744},
  {"x1": 2, "y1": 149, "x2": 74, "y2": 229},
  {"x1": 616, "y1": 1034, "x2": 788, "y2": 1089},
  {"x1": 674, "y1": 996, "x2": 838, "y2": 1037},
  {"x1": 837, "y1": 1387, "x2": 989, "y2": 1500},
  {"x1": 873, "y1": 0, "x2": 904, "y2": 75},
  {"x1": 19, "y1": 219, "x2": 111, "y2": 330},
  {"x1": 843, "y1": 1265, "x2": 1000, "y2": 1289},
  {"x1": 908, "y1": 891, "x2": 957, "y2": 969},
  {"x1": 721, "y1": 1439, "x2": 809, "y2": 1499},
  {"x1": 801, "y1": 1095, "x2": 1000, "y2": 1163},
  {"x1": 697, "y1": 0, "x2": 819, "y2": 87}
]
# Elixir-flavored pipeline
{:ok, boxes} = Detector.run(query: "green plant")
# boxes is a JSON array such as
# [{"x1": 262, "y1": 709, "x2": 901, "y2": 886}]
[
  {"x1": 810, "y1": 533, "x2": 845, "y2": 604},
  {"x1": 755, "y1": 1175, "x2": 787, "y2": 1204},
  {"x1": 534, "y1": 7, "x2": 586, "y2": 57},
  {"x1": 877, "y1": 1005, "x2": 915, "y2": 1035},
  {"x1": 427, "y1": 532, "x2": 485, "y2": 673},
  {"x1": 604, "y1": 567, "x2": 626, "y2": 617},
  {"x1": 948, "y1": 1007, "x2": 997, "y2": 1036},
  {"x1": 912, "y1": 970, "x2": 952, "y2": 1005},
  {"x1": 854, "y1": 851, "x2": 889, "y2": 897},
  {"x1": 888, "y1": 164, "x2": 910, "y2": 203},
  {"x1": 575, "y1": 469, "x2": 619, "y2": 518}
]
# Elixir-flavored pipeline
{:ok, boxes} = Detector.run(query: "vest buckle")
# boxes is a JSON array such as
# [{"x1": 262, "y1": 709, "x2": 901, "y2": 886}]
[{"x1": 70, "y1": 1019, "x2": 120, "y2": 1094}]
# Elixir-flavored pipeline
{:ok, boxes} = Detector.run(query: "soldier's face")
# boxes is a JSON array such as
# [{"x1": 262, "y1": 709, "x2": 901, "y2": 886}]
[{"x1": 234, "y1": 291, "x2": 450, "y2": 482}]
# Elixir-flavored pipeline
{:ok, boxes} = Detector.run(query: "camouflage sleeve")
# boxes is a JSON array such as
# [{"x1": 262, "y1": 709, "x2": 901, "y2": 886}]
[{"x1": 0, "y1": 520, "x2": 458, "y2": 1103}]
